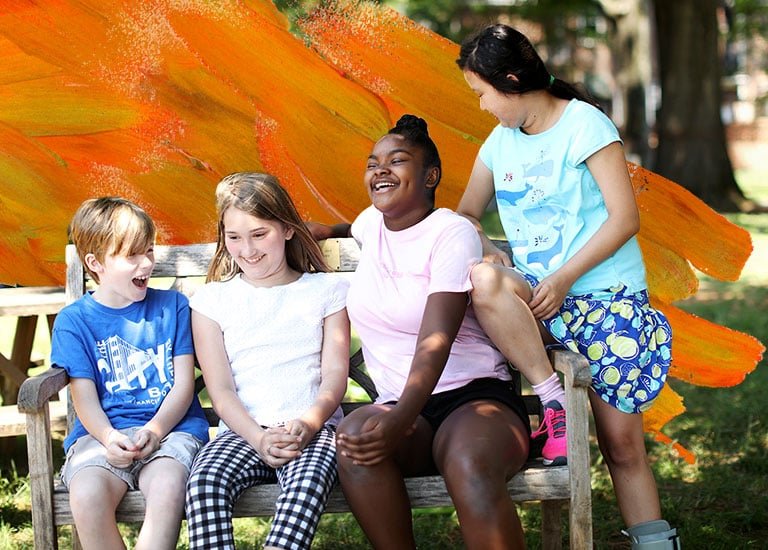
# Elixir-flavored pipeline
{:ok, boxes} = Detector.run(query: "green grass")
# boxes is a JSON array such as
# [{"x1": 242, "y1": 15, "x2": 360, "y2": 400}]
[{"x1": 1, "y1": 173, "x2": 766, "y2": 548}]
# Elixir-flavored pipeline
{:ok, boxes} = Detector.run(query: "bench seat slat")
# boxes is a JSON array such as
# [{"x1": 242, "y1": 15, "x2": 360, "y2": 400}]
[{"x1": 52, "y1": 464, "x2": 569, "y2": 525}]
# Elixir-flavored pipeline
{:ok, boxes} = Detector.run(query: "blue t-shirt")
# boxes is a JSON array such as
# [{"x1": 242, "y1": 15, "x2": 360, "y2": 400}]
[
  {"x1": 51, "y1": 288, "x2": 210, "y2": 451},
  {"x1": 479, "y1": 99, "x2": 647, "y2": 295}
]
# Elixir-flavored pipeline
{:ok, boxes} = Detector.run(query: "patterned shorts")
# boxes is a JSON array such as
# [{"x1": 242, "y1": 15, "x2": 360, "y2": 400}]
[{"x1": 521, "y1": 272, "x2": 672, "y2": 413}]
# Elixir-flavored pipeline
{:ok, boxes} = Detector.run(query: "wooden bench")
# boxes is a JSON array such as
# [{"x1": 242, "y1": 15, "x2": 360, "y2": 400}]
[
  {"x1": 18, "y1": 240, "x2": 593, "y2": 549},
  {"x1": 0, "y1": 286, "x2": 68, "y2": 442}
]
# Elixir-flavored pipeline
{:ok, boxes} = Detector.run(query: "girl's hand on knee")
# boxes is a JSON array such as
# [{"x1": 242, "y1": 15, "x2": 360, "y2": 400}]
[
  {"x1": 482, "y1": 244, "x2": 512, "y2": 267},
  {"x1": 530, "y1": 274, "x2": 569, "y2": 320},
  {"x1": 338, "y1": 411, "x2": 410, "y2": 466},
  {"x1": 283, "y1": 419, "x2": 316, "y2": 451},
  {"x1": 260, "y1": 428, "x2": 302, "y2": 467}
]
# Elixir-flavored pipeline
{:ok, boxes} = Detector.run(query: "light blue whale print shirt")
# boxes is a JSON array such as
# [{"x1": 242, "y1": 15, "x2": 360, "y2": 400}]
[{"x1": 479, "y1": 99, "x2": 647, "y2": 295}]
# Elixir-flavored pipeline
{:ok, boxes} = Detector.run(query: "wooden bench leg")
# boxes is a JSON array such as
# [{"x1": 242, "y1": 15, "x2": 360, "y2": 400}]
[
  {"x1": 25, "y1": 406, "x2": 58, "y2": 550},
  {"x1": 541, "y1": 500, "x2": 563, "y2": 550}
]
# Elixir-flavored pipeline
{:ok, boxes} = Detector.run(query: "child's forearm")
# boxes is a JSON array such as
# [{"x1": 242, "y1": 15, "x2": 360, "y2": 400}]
[
  {"x1": 70, "y1": 377, "x2": 117, "y2": 445},
  {"x1": 300, "y1": 382, "x2": 346, "y2": 433},
  {"x1": 300, "y1": 308, "x2": 349, "y2": 431},
  {"x1": 140, "y1": 354, "x2": 195, "y2": 440},
  {"x1": 306, "y1": 221, "x2": 352, "y2": 241},
  {"x1": 211, "y1": 387, "x2": 267, "y2": 448}
]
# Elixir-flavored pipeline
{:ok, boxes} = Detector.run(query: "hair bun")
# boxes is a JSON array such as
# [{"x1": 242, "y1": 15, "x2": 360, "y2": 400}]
[{"x1": 394, "y1": 114, "x2": 429, "y2": 135}]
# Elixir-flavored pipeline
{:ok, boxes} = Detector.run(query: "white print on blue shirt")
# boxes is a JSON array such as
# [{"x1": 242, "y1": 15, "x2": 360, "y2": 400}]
[{"x1": 97, "y1": 335, "x2": 174, "y2": 403}]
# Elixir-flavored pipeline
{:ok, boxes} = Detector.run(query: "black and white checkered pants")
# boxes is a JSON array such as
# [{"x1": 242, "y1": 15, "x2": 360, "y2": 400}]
[{"x1": 185, "y1": 426, "x2": 337, "y2": 550}]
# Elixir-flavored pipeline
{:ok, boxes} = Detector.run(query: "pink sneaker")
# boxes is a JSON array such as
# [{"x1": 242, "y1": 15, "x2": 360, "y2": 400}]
[{"x1": 530, "y1": 401, "x2": 567, "y2": 466}]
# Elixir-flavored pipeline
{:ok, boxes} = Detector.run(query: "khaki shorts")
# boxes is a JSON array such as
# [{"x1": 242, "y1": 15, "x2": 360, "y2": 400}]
[{"x1": 61, "y1": 427, "x2": 203, "y2": 490}]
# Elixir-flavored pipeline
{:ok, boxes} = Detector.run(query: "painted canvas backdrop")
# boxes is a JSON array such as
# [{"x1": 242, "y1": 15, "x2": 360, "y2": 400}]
[{"x1": 0, "y1": 0, "x2": 762, "y2": 459}]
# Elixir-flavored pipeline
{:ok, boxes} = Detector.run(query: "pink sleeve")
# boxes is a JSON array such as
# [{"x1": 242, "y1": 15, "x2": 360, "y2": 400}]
[{"x1": 427, "y1": 219, "x2": 482, "y2": 295}]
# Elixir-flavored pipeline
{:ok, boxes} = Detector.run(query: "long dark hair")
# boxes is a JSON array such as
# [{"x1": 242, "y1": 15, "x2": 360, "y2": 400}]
[
  {"x1": 386, "y1": 114, "x2": 442, "y2": 199},
  {"x1": 457, "y1": 24, "x2": 601, "y2": 109}
]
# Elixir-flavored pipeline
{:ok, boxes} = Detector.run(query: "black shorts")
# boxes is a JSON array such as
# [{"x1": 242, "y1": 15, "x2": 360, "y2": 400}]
[{"x1": 395, "y1": 377, "x2": 530, "y2": 434}]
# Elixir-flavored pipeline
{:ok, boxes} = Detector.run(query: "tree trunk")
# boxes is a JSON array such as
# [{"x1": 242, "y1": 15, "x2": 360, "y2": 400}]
[
  {"x1": 600, "y1": 0, "x2": 654, "y2": 166},
  {"x1": 652, "y1": 0, "x2": 746, "y2": 211}
]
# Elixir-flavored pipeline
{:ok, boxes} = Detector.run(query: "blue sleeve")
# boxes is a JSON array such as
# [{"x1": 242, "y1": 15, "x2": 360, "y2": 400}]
[
  {"x1": 570, "y1": 103, "x2": 622, "y2": 165},
  {"x1": 478, "y1": 124, "x2": 503, "y2": 171},
  {"x1": 50, "y1": 303, "x2": 97, "y2": 381},
  {"x1": 173, "y1": 291, "x2": 194, "y2": 357}
]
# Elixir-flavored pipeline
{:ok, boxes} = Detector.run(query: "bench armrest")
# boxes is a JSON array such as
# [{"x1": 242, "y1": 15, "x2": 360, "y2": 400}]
[
  {"x1": 348, "y1": 348, "x2": 378, "y2": 401},
  {"x1": 17, "y1": 367, "x2": 69, "y2": 413},
  {"x1": 550, "y1": 349, "x2": 592, "y2": 388}
]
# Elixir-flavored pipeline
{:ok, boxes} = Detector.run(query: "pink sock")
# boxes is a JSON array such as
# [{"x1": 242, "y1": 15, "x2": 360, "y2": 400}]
[{"x1": 531, "y1": 373, "x2": 566, "y2": 408}]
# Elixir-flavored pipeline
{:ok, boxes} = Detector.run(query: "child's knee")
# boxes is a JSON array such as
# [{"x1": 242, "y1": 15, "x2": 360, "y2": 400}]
[
  {"x1": 469, "y1": 262, "x2": 502, "y2": 300},
  {"x1": 69, "y1": 477, "x2": 121, "y2": 518},
  {"x1": 470, "y1": 263, "x2": 529, "y2": 304},
  {"x1": 142, "y1": 460, "x2": 188, "y2": 501},
  {"x1": 599, "y1": 433, "x2": 649, "y2": 469}
]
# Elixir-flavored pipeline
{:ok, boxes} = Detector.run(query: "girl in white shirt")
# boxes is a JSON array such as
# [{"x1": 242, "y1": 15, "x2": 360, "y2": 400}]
[{"x1": 185, "y1": 172, "x2": 350, "y2": 550}]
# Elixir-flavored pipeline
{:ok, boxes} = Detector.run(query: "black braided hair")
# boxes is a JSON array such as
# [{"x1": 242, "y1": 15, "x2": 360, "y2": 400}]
[{"x1": 387, "y1": 114, "x2": 442, "y2": 187}]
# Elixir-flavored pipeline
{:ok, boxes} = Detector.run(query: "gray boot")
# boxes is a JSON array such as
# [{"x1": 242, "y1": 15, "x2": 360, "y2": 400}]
[{"x1": 623, "y1": 520, "x2": 681, "y2": 549}]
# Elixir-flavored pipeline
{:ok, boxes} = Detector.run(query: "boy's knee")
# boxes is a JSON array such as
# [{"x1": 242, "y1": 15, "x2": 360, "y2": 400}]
[{"x1": 69, "y1": 480, "x2": 119, "y2": 518}]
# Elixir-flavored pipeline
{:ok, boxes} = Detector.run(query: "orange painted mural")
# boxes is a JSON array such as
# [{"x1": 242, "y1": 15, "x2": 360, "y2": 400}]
[{"x1": 0, "y1": 0, "x2": 762, "y2": 460}]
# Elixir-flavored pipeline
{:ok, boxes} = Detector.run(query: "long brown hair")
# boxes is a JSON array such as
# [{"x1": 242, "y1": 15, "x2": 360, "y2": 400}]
[{"x1": 207, "y1": 172, "x2": 329, "y2": 282}]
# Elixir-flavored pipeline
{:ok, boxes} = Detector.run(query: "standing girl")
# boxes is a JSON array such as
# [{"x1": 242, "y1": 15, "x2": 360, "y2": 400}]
[
  {"x1": 185, "y1": 173, "x2": 350, "y2": 550},
  {"x1": 456, "y1": 24, "x2": 679, "y2": 549}
]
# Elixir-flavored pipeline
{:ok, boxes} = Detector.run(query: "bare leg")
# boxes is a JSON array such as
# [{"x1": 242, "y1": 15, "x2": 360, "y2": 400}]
[
  {"x1": 590, "y1": 393, "x2": 662, "y2": 526},
  {"x1": 470, "y1": 263, "x2": 554, "y2": 385},
  {"x1": 68, "y1": 467, "x2": 128, "y2": 550},
  {"x1": 135, "y1": 457, "x2": 188, "y2": 550},
  {"x1": 336, "y1": 405, "x2": 434, "y2": 549},
  {"x1": 433, "y1": 400, "x2": 529, "y2": 550}
]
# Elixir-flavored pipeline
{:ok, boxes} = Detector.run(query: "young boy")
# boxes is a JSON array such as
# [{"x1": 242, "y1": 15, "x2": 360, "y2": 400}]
[{"x1": 52, "y1": 197, "x2": 209, "y2": 550}]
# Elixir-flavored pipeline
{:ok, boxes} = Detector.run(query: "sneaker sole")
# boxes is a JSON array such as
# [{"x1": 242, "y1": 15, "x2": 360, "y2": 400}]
[{"x1": 542, "y1": 456, "x2": 567, "y2": 467}]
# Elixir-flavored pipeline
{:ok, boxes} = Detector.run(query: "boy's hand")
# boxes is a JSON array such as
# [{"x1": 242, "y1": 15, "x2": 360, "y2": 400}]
[
  {"x1": 132, "y1": 429, "x2": 161, "y2": 460},
  {"x1": 104, "y1": 429, "x2": 139, "y2": 468}
]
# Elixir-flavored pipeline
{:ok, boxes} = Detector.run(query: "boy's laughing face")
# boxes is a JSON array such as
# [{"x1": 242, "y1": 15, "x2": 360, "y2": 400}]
[{"x1": 88, "y1": 245, "x2": 155, "y2": 308}]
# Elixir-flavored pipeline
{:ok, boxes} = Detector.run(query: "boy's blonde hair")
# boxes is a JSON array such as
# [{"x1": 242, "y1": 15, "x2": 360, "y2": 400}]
[
  {"x1": 207, "y1": 172, "x2": 329, "y2": 282},
  {"x1": 69, "y1": 197, "x2": 156, "y2": 283}
]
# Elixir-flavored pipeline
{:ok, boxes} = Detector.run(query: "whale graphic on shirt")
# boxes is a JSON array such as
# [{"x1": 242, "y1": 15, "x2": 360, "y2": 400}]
[
  {"x1": 522, "y1": 204, "x2": 566, "y2": 225},
  {"x1": 496, "y1": 183, "x2": 532, "y2": 206},
  {"x1": 522, "y1": 159, "x2": 554, "y2": 180},
  {"x1": 526, "y1": 225, "x2": 564, "y2": 270}
]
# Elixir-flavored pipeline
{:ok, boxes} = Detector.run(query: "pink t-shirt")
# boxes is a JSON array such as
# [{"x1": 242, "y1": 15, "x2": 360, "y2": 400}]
[{"x1": 347, "y1": 206, "x2": 510, "y2": 403}]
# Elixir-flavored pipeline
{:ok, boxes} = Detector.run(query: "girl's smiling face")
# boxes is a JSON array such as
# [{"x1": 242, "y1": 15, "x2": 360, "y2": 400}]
[
  {"x1": 463, "y1": 70, "x2": 525, "y2": 129},
  {"x1": 365, "y1": 134, "x2": 437, "y2": 231},
  {"x1": 223, "y1": 206, "x2": 296, "y2": 287}
]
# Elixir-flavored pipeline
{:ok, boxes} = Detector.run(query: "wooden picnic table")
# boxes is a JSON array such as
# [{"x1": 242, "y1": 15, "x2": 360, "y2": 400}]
[{"x1": 0, "y1": 286, "x2": 66, "y2": 406}]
